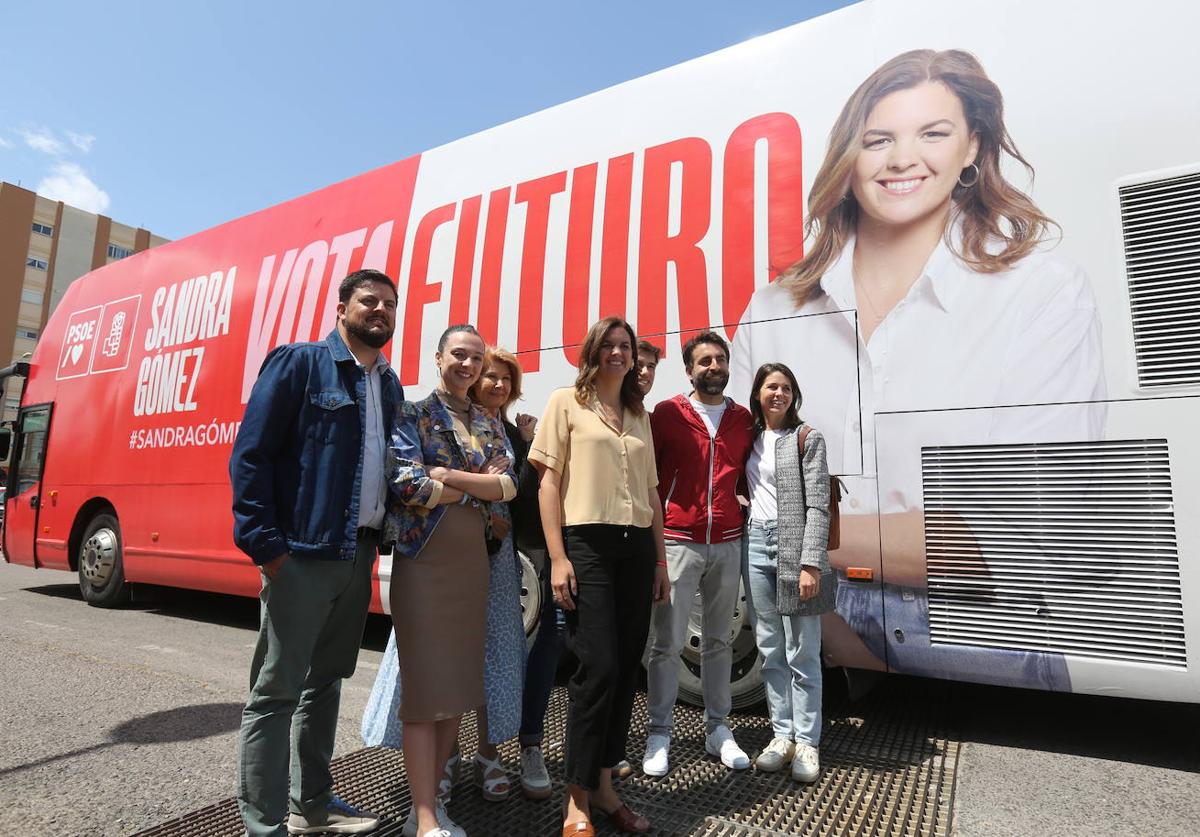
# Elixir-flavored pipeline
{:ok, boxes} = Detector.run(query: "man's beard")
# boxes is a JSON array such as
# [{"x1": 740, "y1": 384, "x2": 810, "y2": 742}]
[
  {"x1": 693, "y1": 371, "x2": 728, "y2": 396},
  {"x1": 347, "y1": 318, "x2": 393, "y2": 349}
]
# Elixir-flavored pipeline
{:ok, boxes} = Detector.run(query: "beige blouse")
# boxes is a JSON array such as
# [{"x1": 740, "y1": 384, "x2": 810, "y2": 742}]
[{"x1": 529, "y1": 387, "x2": 658, "y2": 528}]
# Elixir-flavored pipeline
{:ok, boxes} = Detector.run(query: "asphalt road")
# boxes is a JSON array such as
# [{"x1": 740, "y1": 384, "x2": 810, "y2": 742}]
[{"x1": 1, "y1": 560, "x2": 1197, "y2": 836}]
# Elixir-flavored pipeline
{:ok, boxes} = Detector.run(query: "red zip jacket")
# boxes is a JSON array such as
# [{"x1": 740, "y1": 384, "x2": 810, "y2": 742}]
[{"x1": 650, "y1": 394, "x2": 755, "y2": 544}]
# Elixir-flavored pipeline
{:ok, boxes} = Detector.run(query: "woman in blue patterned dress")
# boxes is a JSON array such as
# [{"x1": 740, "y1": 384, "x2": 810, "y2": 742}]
[{"x1": 467, "y1": 347, "x2": 533, "y2": 801}]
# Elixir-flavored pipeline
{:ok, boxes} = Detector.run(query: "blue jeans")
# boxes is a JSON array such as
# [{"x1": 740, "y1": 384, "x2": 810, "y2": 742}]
[
  {"x1": 519, "y1": 549, "x2": 566, "y2": 746},
  {"x1": 836, "y1": 582, "x2": 1071, "y2": 691},
  {"x1": 742, "y1": 520, "x2": 823, "y2": 745}
]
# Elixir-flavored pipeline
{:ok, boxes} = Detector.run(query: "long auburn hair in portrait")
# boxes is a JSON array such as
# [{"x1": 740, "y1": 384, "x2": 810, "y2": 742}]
[
  {"x1": 781, "y1": 48, "x2": 1058, "y2": 306},
  {"x1": 574, "y1": 316, "x2": 645, "y2": 415}
]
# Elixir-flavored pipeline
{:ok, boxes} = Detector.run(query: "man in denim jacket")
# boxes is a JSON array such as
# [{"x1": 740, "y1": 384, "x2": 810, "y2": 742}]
[{"x1": 230, "y1": 269, "x2": 403, "y2": 837}]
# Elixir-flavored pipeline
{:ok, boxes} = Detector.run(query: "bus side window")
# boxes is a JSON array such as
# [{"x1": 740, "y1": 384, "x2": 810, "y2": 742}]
[{"x1": 15, "y1": 407, "x2": 50, "y2": 496}]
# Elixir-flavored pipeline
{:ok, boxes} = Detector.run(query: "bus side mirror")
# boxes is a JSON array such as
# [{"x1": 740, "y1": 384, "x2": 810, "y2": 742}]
[{"x1": 0, "y1": 426, "x2": 11, "y2": 462}]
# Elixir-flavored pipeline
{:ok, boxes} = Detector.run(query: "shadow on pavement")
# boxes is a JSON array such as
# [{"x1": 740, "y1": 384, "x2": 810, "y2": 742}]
[
  {"x1": 0, "y1": 702, "x2": 243, "y2": 779},
  {"x1": 947, "y1": 679, "x2": 1200, "y2": 772},
  {"x1": 111, "y1": 701, "x2": 244, "y2": 745},
  {"x1": 23, "y1": 579, "x2": 395, "y2": 649},
  {"x1": 22, "y1": 582, "x2": 81, "y2": 600}
]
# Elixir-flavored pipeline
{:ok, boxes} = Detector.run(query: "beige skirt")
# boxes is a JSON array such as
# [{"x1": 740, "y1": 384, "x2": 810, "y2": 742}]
[{"x1": 389, "y1": 503, "x2": 490, "y2": 722}]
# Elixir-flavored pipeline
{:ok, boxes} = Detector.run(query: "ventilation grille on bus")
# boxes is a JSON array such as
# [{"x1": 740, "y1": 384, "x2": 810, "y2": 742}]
[
  {"x1": 1118, "y1": 170, "x2": 1200, "y2": 388},
  {"x1": 921, "y1": 439, "x2": 1185, "y2": 668}
]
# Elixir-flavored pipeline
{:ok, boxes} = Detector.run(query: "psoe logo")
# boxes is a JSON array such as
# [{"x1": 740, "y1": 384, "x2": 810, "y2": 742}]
[
  {"x1": 57, "y1": 306, "x2": 103, "y2": 380},
  {"x1": 56, "y1": 295, "x2": 143, "y2": 380}
]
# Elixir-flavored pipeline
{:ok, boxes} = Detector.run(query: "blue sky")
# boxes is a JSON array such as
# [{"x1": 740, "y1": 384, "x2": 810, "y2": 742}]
[{"x1": 1, "y1": 1, "x2": 850, "y2": 240}]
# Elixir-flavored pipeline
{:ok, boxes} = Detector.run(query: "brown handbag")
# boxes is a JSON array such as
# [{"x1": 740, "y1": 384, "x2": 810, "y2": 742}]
[{"x1": 796, "y1": 425, "x2": 842, "y2": 551}]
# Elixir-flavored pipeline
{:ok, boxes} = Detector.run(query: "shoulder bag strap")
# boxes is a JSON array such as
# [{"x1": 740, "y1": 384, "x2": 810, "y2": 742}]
[{"x1": 796, "y1": 424, "x2": 812, "y2": 455}]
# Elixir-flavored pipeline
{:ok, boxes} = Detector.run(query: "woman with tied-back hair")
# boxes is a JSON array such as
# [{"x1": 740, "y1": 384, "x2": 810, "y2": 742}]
[
  {"x1": 729, "y1": 49, "x2": 1105, "y2": 687},
  {"x1": 385, "y1": 324, "x2": 516, "y2": 837},
  {"x1": 529, "y1": 316, "x2": 670, "y2": 837}
]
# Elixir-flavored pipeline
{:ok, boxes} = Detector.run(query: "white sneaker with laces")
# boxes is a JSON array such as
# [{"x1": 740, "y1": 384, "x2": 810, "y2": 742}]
[
  {"x1": 705, "y1": 726, "x2": 750, "y2": 770},
  {"x1": 401, "y1": 800, "x2": 466, "y2": 837},
  {"x1": 642, "y1": 733, "x2": 671, "y2": 777},
  {"x1": 520, "y1": 746, "x2": 552, "y2": 799},
  {"x1": 755, "y1": 736, "x2": 796, "y2": 773},
  {"x1": 791, "y1": 742, "x2": 820, "y2": 783}
]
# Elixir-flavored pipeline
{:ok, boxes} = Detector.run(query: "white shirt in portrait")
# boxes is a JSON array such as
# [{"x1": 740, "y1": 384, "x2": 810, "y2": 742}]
[{"x1": 729, "y1": 234, "x2": 1107, "y2": 516}]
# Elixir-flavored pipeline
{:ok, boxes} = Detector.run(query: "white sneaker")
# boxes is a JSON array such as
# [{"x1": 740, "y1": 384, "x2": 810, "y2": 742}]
[
  {"x1": 520, "y1": 746, "x2": 552, "y2": 799},
  {"x1": 642, "y1": 733, "x2": 670, "y2": 777},
  {"x1": 705, "y1": 726, "x2": 750, "y2": 770},
  {"x1": 791, "y1": 742, "x2": 820, "y2": 783},
  {"x1": 755, "y1": 736, "x2": 796, "y2": 773},
  {"x1": 402, "y1": 801, "x2": 466, "y2": 837}
]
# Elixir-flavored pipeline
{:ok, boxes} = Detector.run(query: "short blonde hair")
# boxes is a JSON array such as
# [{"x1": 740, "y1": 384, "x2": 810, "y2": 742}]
[{"x1": 470, "y1": 346, "x2": 524, "y2": 422}]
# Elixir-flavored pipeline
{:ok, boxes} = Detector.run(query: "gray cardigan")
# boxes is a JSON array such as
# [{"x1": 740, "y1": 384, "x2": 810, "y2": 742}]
[{"x1": 774, "y1": 425, "x2": 836, "y2": 616}]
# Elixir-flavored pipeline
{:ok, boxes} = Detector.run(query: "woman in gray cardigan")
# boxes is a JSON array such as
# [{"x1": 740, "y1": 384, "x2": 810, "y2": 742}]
[{"x1": 743, "y1": 362, "x2": 835, "y2": 783}]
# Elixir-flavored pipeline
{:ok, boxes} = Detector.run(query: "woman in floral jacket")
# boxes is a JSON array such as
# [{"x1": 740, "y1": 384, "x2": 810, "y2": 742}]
[{"x1": 384, "y1": 324, "x2": 516, "y2": 837}]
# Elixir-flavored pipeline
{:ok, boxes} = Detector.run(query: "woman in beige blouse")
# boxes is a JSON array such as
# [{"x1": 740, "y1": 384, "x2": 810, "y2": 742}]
[{"x1": 529, "y1": 316, "x2": 670, "y2": 837}]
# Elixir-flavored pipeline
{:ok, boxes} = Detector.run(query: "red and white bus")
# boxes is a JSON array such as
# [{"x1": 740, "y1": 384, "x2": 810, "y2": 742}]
[{"x1": 3, "y1": 0, "x2": 1198, "y2": 706}]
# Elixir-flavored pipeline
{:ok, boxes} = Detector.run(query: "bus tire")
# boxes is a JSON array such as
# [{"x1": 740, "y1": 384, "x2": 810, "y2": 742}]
[
  {"x1": 78, "y1": 512, "x2": 130, "y2": 607},
  {"x1": 518, "y1": 549, "x2": 543, "y2": 649}
]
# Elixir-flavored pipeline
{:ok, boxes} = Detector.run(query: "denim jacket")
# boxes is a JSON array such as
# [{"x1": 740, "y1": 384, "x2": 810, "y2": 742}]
[
  {"x1": 384, "y1": 392, "x2": 516, "y2": 560},
  {"x1": 230, "y1": 331, "x2": 404, "y2": 564}
]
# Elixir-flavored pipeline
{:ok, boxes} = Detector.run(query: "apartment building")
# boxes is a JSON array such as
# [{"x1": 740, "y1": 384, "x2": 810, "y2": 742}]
[{"x1": 0, "y1": 181, "x2": 168, "y2": 421}]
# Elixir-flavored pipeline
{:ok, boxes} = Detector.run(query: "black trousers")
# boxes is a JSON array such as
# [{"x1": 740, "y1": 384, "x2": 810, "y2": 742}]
[{"x1": 561, "y1": 524, "x2": 656, "y2": 789}]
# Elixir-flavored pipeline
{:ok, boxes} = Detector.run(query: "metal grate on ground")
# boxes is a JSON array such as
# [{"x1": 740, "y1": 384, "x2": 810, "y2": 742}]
[{"x1": 134, "y1": 678, "x2": 958, "y2": 837}]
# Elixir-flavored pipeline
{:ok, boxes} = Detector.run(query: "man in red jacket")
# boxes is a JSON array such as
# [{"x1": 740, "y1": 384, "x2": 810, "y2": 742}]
[{"x1": 642, "y1": 331, "x2": 755, "y2": 777}]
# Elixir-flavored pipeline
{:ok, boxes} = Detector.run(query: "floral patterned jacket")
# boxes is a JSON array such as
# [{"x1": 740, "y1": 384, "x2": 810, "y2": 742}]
[{"x1": 384, "y1": 391, "x2": 516, "y2": 560}]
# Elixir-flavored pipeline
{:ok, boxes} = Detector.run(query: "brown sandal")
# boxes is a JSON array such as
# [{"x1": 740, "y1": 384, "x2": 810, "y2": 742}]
[
  {"x1": 595, "y1": 803, "x2": 650, "y2": 834},
  {"x1": 561, "y1": 820, "x2": 595, "y2": 837}
]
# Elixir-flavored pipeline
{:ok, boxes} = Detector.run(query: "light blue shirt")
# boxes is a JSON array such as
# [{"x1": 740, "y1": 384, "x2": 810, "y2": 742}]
[{"x1": 357, "y1": 355, "x2": 388, "y2": 530}]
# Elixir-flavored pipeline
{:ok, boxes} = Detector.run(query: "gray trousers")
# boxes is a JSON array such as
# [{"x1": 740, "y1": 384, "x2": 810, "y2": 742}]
[
  {"x1": 645, "y1": 538, "x2": 742, "y2": 737},
  {"x1": 237, "y1": 532, "x2": 376, "y2": 837}
]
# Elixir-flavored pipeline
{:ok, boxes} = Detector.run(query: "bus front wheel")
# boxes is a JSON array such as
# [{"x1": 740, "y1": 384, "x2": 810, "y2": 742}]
[{"x1": 78, "y1": 512, "x2": 130, "y2": 607}]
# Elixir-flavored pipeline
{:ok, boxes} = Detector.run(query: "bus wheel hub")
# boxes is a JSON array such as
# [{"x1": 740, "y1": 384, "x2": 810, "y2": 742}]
[{"x1": 81, "y1": 531, "x2": 117, "y2": 587}]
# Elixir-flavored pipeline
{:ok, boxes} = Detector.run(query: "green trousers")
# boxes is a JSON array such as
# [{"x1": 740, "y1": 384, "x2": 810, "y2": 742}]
[{"x1": 237, "y1": 532, "x2": 376, "y2": 837}]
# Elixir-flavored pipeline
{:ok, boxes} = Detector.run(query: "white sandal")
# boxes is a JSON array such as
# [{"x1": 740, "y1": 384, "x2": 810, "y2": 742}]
[
  {"x1": 473, "y1": 751, "x2": 511, "y2": 802},
  {"x1": 438, "y1": 747, "x2": 460, "y2": 806}
]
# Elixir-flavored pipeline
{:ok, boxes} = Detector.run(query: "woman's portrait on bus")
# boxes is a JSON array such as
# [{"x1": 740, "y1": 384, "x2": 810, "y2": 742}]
[{"x1": 729, "y1": 48, "x2": 1108, "y2": 688}]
